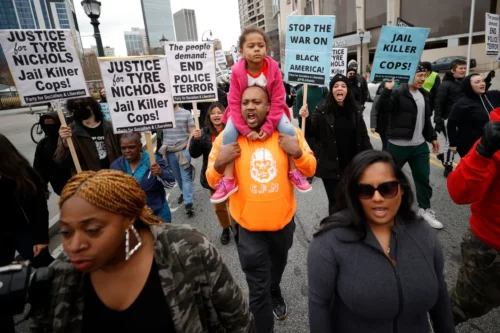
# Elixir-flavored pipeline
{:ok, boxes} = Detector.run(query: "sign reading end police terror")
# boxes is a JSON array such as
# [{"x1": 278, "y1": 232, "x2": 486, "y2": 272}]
[
  {"x1": 370, "y1": 26, "x2": 430, "y2": 84},
  {"x1": 0, "y1": 29, "x2": 88, "y2": 105},
  {"x1": 285, "y1": 15, "x2": 336, "y2": 86},
  {"x1": 486, "y1": 13, "x2": 499, "y2": 57},
  {"x1": 99, "y1": 56, "x2": 175, "y2": 133},
  {"x1": 165, "y1": 42, "x2": 218, "y2": 103}
]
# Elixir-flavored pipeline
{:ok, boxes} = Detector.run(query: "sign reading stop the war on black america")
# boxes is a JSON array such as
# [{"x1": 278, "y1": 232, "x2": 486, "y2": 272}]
[
  {"x1": 99, "y1": 56, "x2": 175, "y2": 133},
  {"x1": 0, "y1": 29, "x2": 88, "y2": 105},
  {"x1": 164, "y1": 41, "x2": 218, "y2": 103}
]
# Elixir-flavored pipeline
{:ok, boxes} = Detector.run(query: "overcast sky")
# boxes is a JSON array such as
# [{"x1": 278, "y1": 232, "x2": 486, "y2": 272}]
[{"x1": 75, "y1": 0, "x2": 241, "y2": 56}]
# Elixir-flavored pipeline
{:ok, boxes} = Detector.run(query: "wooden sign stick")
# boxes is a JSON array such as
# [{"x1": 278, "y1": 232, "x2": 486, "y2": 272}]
[
  {"x1": 56, "y1": 103, "x2": 82, "y2": 173},
  {"x1": 301, "y1": 84, "x2": 308, "y2": 135}
]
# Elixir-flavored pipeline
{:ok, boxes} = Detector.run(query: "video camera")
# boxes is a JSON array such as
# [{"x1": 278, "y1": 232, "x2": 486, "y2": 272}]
[{"x1": 0, "y1": 262, "x2": 52, "y2": 317}]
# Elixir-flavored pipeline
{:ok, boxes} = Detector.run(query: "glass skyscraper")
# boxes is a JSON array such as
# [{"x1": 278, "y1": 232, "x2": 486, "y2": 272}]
[{"x1": 141, "y1": 0, "x2": 176, "y2": 48}]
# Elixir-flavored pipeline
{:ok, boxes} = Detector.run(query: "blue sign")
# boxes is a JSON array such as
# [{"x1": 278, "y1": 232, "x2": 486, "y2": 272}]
[
  {"x1": 370, "y1": 26, "x2": 430, "y2": 84},
  {"x1": 284, "y1": 15, "x2": 336, "y2": 86},
  {"x1": 100, "y1": 102, "x2": 111, "y2": 121}
]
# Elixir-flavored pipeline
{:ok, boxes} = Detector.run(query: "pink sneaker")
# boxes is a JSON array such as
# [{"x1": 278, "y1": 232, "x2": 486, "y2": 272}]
[
  {"x1": 289, "y1": 170, "x2": 312, "y2": 193},
  {"x1": 211, "y1": 177, "x2": 238, "y2": 204}
]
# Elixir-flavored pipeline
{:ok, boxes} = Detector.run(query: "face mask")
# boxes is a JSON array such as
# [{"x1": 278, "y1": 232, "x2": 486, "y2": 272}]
[
  {"x1": 100, "y1": 94, "x2": 106, "y2": 102},
  {"x1": 73, "y1": 105, "x2": 92, "y2": 121},
  {"x1": 348, "y1": 76, "x2": 356, "y2": 82},
  {"x1": 42, "y1": 124, "x2": 59, "y2": 138}
]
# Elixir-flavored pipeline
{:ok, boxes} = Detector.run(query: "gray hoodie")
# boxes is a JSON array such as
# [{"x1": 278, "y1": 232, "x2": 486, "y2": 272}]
[{"x1": 307, "y1": 210, "x2": 455, "y2": 333}]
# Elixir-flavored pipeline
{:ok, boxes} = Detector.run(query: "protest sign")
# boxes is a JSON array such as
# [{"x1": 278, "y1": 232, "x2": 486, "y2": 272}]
[
  {"x1": 99, "y1": 56, "x2": 175, "y2": 134},
  {"x1": 486, "y1": 13, "x2": 499, "y2": 57},
  {"x1": 215, "y1": 50, "x2": 227, "y2": 66},
  {"x1": 231, "y1": 45, "x2": 240, "y2": 64},
  {"x1": 165, "y1": 41, "x2": 218, "y2": 104},
  {"x1": 284, "y1": 15, "x2": 336, "y2": 86},
  {"x1": 0, "y1": 29, "x2": 89, "y2": 105},
  {"x1": 370, "y1": 26, "x2": 430, "y2": 84},
  {"x1": 215, "y1": 65, "x2": 224, "y2": 80},
  {"x1": 100, "y1": 102, "x2": 111, "y2": 121},
  {"x1": 331, "y1": 48, "x2": 347, "y2": 77},
  {"x1": 396, "y1": 17, "x2": 414, "y2": 27}
]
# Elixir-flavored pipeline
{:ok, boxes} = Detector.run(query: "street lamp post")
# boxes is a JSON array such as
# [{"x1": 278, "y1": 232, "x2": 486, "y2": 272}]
[
  {"x1": 81, "y1": 0, "x2": 105, "y2": 57},
  {"x1": 201, "y1": 30, "x2": 213, "y2": 41},
  {"x1": 160, "y1": 35, "x2": 169, "y2": 47},
  {"x1": 359, "y1": 30, "x2": 365, "y2": 76}
]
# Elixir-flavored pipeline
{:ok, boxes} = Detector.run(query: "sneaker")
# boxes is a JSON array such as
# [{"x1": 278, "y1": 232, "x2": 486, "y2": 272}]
[
  {"x1": 185, "y1": 203, "x2": 194, "y2": 217},
  {"x1": 271, "y1": 286, "x2": 288, "y2": 320},
  {"x1": 211, "y1": 177, "x2": 238, "y2": 204},
  {"x1": 177, "y1": 194, "x2": 184, "y2": 204},
  {"x1": 418, "y1": 208, "x2": 443, "y2": 230},
  {"x1": 444, "y1": 166, "x2": 453, "y2": 178},
  {"x1": 220, "y1": 228, "x2": 230, "y2": 245},
  {"x1": 288, "y1": 170, "x2": 312, "y2": 193}
]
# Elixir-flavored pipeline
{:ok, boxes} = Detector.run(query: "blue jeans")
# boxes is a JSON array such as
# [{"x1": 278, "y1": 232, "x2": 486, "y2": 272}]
[
  {"x1": 166, "y1": 150, "x2": 194, "y2": 205},
  {"x1": 223, "y1": 114, "x2": 296, "y2": 144}
]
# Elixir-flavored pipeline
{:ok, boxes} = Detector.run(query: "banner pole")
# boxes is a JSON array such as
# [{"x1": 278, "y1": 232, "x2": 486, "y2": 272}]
[
  {"x1": 145, "y1": 132, "x2": 156, "y2": 165},
  {"x1": 301, "y1": 84, "x2": 308, "y2": 135},
  {"x1": 56, "y1": 103, "x2": 82, "y2": 173},
  {"x1": 193, "y1": 102, "x2": 200, "y2": 130}
]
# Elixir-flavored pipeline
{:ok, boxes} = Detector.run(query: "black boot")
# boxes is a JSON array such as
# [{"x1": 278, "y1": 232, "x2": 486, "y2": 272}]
[
  {"x1": 220, "y1": 228, "x2": 230, "y2": 245},
  {"x1": 444, "y1": 166, "x2": 453, "y2": 178},
  {"x1": 177, "y1": 194, "x2": 184, "y2": 204},
  {"x1": 271, "y1": 286, "x2": 288, "y2": 320},
  {"x1": 185, "y1": 203, "x2": 194, "y2": 217}
]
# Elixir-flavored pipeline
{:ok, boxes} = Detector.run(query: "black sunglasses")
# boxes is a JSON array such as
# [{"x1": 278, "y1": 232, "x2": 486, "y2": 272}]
[{"x1": 357, "y1": 181, "x2": 400, "y2": 200}]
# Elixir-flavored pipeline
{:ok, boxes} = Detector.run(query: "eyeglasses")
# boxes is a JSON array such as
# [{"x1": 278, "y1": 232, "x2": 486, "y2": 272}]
[{"x1": 357, "y1": 181, "x2": 400, "y2": 200}]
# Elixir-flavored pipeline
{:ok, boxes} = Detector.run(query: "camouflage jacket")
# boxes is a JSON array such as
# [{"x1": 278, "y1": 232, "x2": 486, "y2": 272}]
[{"x1": 30, "y1": 224, "x2": 255, "y2": 333}]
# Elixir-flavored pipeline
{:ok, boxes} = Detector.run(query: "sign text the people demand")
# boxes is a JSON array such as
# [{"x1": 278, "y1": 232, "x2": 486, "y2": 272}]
[{"x1": 0, "y1": 29, "x2": 88, "y2": 104}]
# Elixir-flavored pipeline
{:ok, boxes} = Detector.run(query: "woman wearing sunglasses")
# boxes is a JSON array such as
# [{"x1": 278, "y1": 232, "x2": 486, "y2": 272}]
[{"x1": 307, "y1": 150, "x2": 454, "y2": 333}]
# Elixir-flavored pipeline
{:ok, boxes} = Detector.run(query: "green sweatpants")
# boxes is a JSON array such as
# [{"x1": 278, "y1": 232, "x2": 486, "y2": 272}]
[{"x1": 387, "y1": 142, "x2": 432, "y2": 209}]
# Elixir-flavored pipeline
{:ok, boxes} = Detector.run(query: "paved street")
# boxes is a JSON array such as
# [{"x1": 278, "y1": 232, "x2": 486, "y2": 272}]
[{"x1": 3, "y1": 103, "x2": 499, "y2": 333}]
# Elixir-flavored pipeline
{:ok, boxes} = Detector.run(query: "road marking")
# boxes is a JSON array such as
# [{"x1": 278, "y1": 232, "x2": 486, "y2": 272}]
[
  {"x1": 368, "y1": 133, "x2": 459, "y2": 168},
  {"x1": 166, "y1": 192, "x2": 182, "y2": 212}
]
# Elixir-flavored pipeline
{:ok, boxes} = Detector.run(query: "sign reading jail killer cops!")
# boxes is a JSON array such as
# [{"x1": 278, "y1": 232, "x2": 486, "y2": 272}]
[
  {"x1": 486, "y1": 13, "x2": 499, "y2": 56},
  {"x1": 330, "y1": 48, "x2": 347, "y2": 77},
  {"x1": 165, "y1": 41, "x2": 218, "y2": 103},
  {"x1": 284, "y1": 15, "x2": 336, "y2": 86},
  {"x1": 99, "y1": 56, "x2": 175, "y2": 133},
  {"x1": 0, "y1": 29, "x2": 88, "y2": 105},
  {"x1": 370, "y1": 26, "x2": 430, "y2": 84}
]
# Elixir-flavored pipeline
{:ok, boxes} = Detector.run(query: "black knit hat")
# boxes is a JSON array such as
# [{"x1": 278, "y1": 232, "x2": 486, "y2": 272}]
[
  {"x1": 330, "y1": 74, "x2": 350, "y2": 89},
  {"x1": 347, "y1": 67, "x2": 357, "y2": 74}
]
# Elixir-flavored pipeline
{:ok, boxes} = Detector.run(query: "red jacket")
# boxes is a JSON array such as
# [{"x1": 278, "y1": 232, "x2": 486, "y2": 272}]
[
  {"x1": 447, "y1": 109, "x2": 500, "y2": 250},
  {"x1": 222, "y1": 56, "x2": 291, "y2": 137}
]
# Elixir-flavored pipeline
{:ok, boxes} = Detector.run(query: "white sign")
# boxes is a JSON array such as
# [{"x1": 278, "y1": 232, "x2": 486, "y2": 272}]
[
  {"x1": 215, "y1": 65, "x2": 223, "y2": 79},
  {"x1": 486, "y1": 13, "x2": 499, "y2": 56},
  {"x1": 0, "y1": 29, "x2": 89, "y2": 105},
  {"x1": 231, "y1": 45, "x2": 240, "y2": 64},
  {"x1": 165, "y1": 41, "x2": 218, "y2": 103},
  {"x1": 215, "y1": 50, "x2": 227, "y2": 66},
  {"x1": 99, "y1": 56, "x2": 175, "y2": 133},
  {"x1": 331, "y1": 48, "x2": 347, "y2": 77}
]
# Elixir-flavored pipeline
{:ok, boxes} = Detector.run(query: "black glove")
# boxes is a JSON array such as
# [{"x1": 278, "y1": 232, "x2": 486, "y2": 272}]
[
  {"x1": 476, "y1": 122, "x2": 500, "y2": 158},
  {"x1": 485, "y1": 70, "x2": 496, "y2": 85},
  {"x1": 434, "y1": 122, "x2": 444, "y2": 134}
]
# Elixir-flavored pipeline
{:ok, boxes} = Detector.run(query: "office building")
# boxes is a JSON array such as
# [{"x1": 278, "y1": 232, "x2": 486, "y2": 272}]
[
  {"x1": 174, "y1": 9, "x2": 198, "y2": 41},
  {"x1": 278, "y1": 0, "x2": 500, "y2": 72},
  {"x1": 238, "y1": 0, "x2": 279, "y2": 61},
  {"x1": 124, "y1": 28, "x2": 148, "y2": 56},
  {"x1": 141, "y1": 0, "x2": 176, "y2": 48},
  {"x1": 47, "y1": 0, "x2": 84, "y2": 56},
  {"x1": 238, "y1": 0, "x2": 278, "y2": 32}
]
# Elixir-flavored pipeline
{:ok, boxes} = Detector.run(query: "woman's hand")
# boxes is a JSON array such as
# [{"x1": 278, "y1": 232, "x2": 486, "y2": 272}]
[
  {"x1": 385, "y1": 78, "x2": 396, "y2": 90},
  {"x1": 370, "y1": 128, "x2": 376, "y2": 134},
  {"x1": 258, "y1": 130, "x2": 269, "y2": 141},
  {"x1": 150, "y1": 163, "x2": 162, "y2": 176},
  {"x1": 299, "y1": 105, "x2": 309, "y2": 118},
  {"x1": 59, "y1": 126, "x2": 72, "y2": 147},
  {"x1": 192, "y1": 129, "x2": 202, "y2": 140},
  {"x1": 432, "y1": 140, "x2": 440, "y2": 153},
  {"x1": 33, "y1": 244, "x2": 48, "y2": 257}
]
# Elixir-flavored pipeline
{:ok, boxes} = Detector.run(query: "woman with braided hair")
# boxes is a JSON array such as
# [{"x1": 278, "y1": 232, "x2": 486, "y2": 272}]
[{"x1": 31, "y1": 170, "x2": 255, "y2": 333}]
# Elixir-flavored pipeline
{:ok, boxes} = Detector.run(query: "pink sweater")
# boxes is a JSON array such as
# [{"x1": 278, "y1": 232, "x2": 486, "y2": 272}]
[{"x1": 222, "y1": 56, "x2": 291, "y2": 137}]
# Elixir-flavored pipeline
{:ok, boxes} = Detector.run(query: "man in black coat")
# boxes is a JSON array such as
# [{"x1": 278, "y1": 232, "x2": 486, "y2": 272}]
[
  {"x1": 433, "y1": 59, "x2": 466, "y2": 177},
  {"x1": 379, "y1": 65, "x2": 443, "y2": 230},
  {"x1": 347, "y1": 67, "x2": 369, "y2": 107}
]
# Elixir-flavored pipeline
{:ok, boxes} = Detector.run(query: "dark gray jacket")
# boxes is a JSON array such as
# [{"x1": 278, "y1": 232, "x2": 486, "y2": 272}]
[{"x1": 307, "y1": 210, "x2": 455, "y2": 333}]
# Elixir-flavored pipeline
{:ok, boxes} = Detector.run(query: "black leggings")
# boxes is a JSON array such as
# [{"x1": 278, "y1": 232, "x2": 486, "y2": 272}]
[{"x1": 321, "y1": 178, "x2": 340, "y2": 216}]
